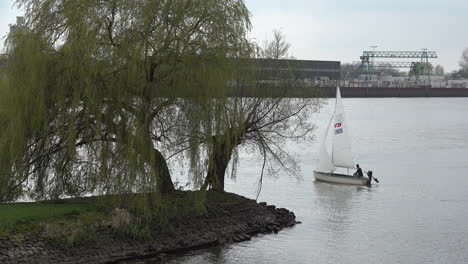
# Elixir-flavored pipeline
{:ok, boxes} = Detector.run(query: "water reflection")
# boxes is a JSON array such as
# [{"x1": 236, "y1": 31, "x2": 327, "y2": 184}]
[
  {"x1": 185, "y1": 246, "x2": 228, "y2": 264},
  {"x1": 312, "y1": 181, "x2": 360, "y2": 251},
  {"x1": 126, "y1": 245, "x2": 229, "y2": 264}
]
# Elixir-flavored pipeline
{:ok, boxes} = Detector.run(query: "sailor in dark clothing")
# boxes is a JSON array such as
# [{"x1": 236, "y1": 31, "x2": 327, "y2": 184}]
[
  {"x1": 354, "y1": 164, "x2": 363, "y2": 177},
  {"x1": 367, "y1": 171, "x2": 373, "y2": 185}
]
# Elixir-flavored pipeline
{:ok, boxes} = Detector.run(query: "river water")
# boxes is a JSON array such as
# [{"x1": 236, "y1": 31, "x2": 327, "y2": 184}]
[{"x1": 132, "y1": 98, "x2": 468, "y2": 264}]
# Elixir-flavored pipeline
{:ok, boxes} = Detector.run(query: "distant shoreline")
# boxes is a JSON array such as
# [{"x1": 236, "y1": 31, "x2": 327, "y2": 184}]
[
  {"x1": 227, "y1": 86, "x2": 468, "y2": 98},
  {"x1": 318, "y1": 86, "x2": 468, "y2": 98}
]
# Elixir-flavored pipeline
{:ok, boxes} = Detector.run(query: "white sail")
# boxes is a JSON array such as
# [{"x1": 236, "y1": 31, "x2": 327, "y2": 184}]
[
  {"x1": 316, "y1": 116, "x2": 335, "y2": 172},
  {"x1": 331, "y1": 87, "x2": 355, "y2": 169}
]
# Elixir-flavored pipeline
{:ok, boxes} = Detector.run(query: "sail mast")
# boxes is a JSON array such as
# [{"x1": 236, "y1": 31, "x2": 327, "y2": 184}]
[{"x1": 331, "y1": 87, "x2": 338, "y2": 165}]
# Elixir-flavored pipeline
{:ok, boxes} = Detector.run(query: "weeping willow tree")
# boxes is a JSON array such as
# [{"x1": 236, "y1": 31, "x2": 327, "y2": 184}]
[
  {"x1": 0, "y1": 0, "x2": 253, "y2": 203},
  {"x1": 174, "y1": 30, "x2": 322, "y2": 193}
]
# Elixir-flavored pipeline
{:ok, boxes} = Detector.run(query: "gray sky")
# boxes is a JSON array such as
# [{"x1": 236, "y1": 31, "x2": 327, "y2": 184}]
[
  {"x1": 0, "y1": 1, "x2": 20, "y2": 46},
  {"x1": 2, "y1": 0, "x2": 467, "y2": 72}
]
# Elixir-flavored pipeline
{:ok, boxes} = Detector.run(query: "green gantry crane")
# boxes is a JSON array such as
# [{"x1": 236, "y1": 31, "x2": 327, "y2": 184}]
[{"x1": 358, "y1": 50, "x2": 438, "y2": 85}]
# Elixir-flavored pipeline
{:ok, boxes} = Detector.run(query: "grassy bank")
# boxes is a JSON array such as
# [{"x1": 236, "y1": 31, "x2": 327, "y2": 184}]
[
  {"x1": 0, "y1": 199, "x2": 106, "y2": 245},
  {"x1": 0, "y1": 203, "x2": 97, "y2": 226},
  {"x1": 0, "y1": 191, "x2": 227, "y2": 241}
]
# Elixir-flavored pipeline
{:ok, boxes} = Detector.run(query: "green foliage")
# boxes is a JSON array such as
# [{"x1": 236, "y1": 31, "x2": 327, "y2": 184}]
[
  {"x1": 0, "y1": 1, "x2": 321, "y2": 219},
  {"x1": 0, "y1": 203, "x2": 97, "y2": 227},
  {"x1": 0, "y1": 0, "x2": 253, "y2": 203},
  {"x1": 0, "y1": 201, "x2": 106, "y2": 247}
]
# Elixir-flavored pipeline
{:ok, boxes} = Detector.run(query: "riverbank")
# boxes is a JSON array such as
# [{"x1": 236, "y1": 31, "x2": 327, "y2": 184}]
[
  {"x1": 0, "y1": 191, "x2": 297, "y2": 264},
  {"x1": 227, "y1": 86, "x2": 468, "y2": 98},
  {"x1": 319, "y1": 86, "x2": 468, "y2": 97}
]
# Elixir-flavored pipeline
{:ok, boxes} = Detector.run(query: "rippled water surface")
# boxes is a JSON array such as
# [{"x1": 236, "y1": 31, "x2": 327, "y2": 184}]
[{"x1": 131, "y1": 98, "x2": 468, "y2": 264}]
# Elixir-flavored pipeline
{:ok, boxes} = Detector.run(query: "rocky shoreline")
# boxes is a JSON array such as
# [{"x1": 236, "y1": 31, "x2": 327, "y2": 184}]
[{"x1": 0, "y1": 192, "x2": 297, "y2": 264}]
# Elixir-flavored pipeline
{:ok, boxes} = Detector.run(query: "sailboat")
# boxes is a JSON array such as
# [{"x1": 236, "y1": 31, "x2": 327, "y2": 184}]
[{"x1": 313, "y1": 87, "x2": 370, "y2": 185}]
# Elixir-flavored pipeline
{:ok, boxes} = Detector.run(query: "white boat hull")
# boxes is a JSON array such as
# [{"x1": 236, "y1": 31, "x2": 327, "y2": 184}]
[{"x1": 313, "y1": 171, "x2": 369, "y2": 185}]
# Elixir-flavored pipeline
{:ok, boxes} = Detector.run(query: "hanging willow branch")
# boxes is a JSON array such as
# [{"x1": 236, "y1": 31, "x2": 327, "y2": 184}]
[{"x1": 0, "y1": 0, "x2": 253, "y2": 203}]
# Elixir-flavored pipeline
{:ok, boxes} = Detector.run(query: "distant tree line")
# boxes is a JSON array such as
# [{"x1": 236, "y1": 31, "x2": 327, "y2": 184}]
[{"x1": 457, "y1": 47, "x2": 468, "y2": 78}]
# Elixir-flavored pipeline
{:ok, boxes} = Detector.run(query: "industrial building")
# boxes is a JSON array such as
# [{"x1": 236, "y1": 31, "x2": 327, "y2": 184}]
[{"x1": 255, "y1": 58, "x2": 341, "y2": 81}]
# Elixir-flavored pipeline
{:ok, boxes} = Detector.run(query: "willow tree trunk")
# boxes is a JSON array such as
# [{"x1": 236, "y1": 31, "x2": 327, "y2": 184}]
[
  {"x1": 203, "y1": 139, "x2": 237, "y2": 192},
  {"x1": 153, "y1": 148, "x2": 175, "y2": 194},
  {"x1": 128, "y1": 130, "x2": 175, "y2": 194}
]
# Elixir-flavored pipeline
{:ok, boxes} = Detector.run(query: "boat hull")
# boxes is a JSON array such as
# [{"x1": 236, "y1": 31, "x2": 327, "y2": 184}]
[{"x1": 313, "y1": 171, "x2": 369, "y2": 185}]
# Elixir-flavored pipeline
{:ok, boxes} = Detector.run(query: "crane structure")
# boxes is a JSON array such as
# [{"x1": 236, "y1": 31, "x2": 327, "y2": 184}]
[
  {"x1": 353, "y1": 61, "x2": 414, "y2": 68},
  {"x1": 358, "y1": 50, "x2": 438, "y2": 84}
]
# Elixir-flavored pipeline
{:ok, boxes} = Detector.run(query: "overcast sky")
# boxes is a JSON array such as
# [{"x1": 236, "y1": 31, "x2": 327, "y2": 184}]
[{"x1": 2, "y1": 0, "x2": 467, "y2": 72}]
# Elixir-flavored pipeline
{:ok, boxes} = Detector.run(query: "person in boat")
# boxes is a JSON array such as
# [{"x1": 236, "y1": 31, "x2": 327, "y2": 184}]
[
  {"x1": 367, "y1": 171, "x2": 373, "y2": 185},
  {"x1": 354, "y1": 164, "x2": 363, "y2": 177}
]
